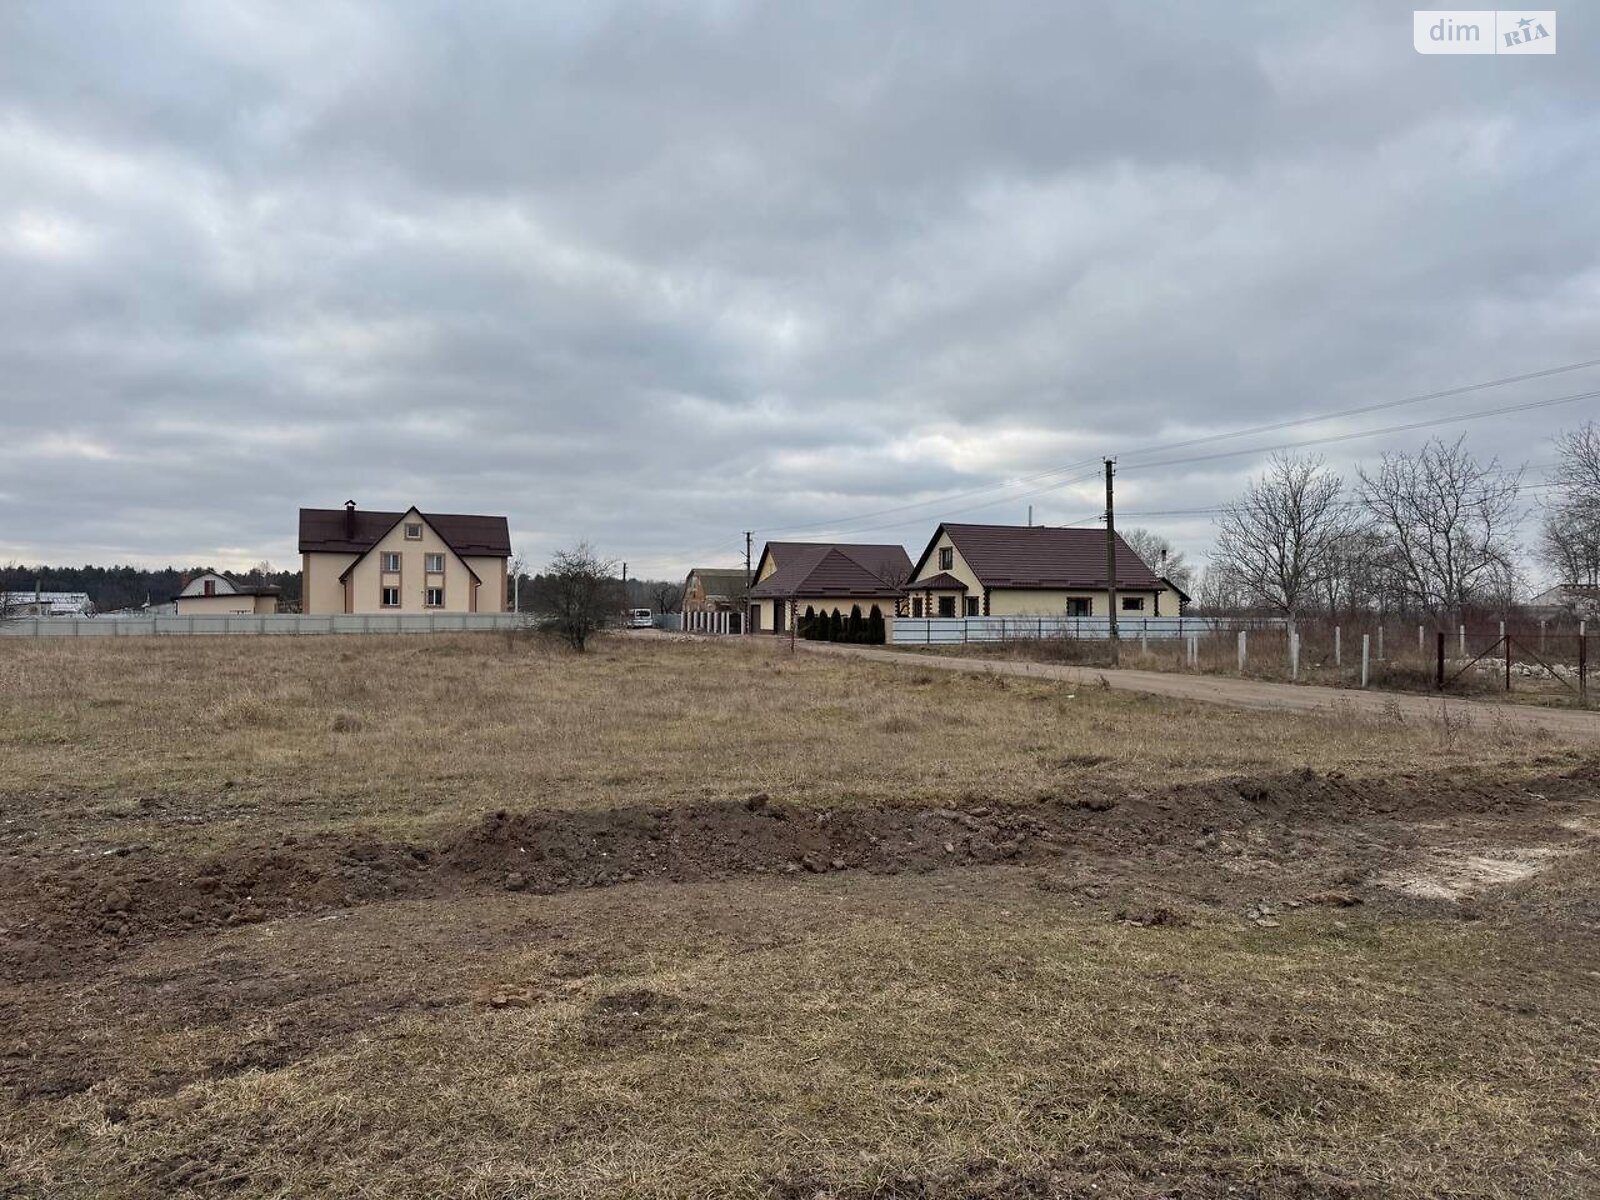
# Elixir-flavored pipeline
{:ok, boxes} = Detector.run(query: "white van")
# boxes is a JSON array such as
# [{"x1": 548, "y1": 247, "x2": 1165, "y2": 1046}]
[{"x1": 629, "y1": 608, "x2": 653, "y2": 629}]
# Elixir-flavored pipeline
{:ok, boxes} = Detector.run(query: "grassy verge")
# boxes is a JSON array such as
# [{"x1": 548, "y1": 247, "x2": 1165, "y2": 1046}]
[{"x1": 0, "y1": 633, "x2": 1573, "y2": 855}]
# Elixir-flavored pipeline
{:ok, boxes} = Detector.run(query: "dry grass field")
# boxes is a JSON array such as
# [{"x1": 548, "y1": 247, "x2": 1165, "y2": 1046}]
[{"x1": 2, "y1": 633, "x2": 1598, "y2": 1198}]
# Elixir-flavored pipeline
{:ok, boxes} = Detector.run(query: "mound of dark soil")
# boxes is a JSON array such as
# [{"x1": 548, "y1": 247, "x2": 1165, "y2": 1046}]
[{"x1": 3, "y1": 759, "x2": 1593, "y2": 983}]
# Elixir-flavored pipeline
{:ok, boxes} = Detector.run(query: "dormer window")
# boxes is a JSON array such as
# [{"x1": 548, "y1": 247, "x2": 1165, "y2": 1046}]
[
  {"x1": 203, "y1": 579, "x2": 216, "y2": 596},
  {"x1": 405, "y1": 523, "x2": 423, "y2": 540}
]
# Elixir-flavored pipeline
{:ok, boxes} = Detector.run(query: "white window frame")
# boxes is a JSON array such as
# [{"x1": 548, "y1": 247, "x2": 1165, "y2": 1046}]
[
  {"x1": 381, "y1": 586, "x2": 401, "y2": 608},
  {"x1": 404, "y1": 523, "x2": 423, "y2": 540},
  {"x1": 424, "y1": 553, "x2": 445, "y2": 573},
  {"x1": 939, "y1": 547, "x2": 953, "y2": 571},
  {"x1": 381, "y1": 551, "x2": 402, "y2": 572},
  {"x1": 424, "y1": 586, "x2": 445, "y2": 608},
  {"x1": 1121, "y1": 595, "x2": 1146, "y2": 612}
]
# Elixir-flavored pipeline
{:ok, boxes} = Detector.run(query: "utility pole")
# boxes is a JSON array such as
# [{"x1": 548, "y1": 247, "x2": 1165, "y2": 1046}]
[
  {"x1": 1104, "y1": 458, "x2": 1119, "y2": 666},
  {"x1": 621, "y1": 561, "x2": 627, "y2": 617},
  {"x1": 743, "y1": 531, "x2": 754, "y2": 637}
]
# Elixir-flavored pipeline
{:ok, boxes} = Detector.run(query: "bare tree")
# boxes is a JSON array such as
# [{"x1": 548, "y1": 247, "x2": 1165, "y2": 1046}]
[
  {"x1": 1357, "y1": 436, "x2": 1522, "y2": 618},
  {"x1": 650, "y1": 580, "x2": 682, "y2": 613},
  {"x1": 1192, "y1": 561, "x2": 1249, "y2": 613},
  {"x1": 507, "y1": 551, "x2": 527, "y2": 612},
  {"x1": 540, "y1": 542, "x2": 619, "y2": 651},
  {"x1": 1539, "y1": 422, "x2": 1600, "y2": 589},
  {"x1": 873, "y1": 560, "x2": 913, "y2": 617},
  {"x1": 1122, "y1": 527, "x2": 1194, "y2": 594},
  {"x1": 1211, "y1": 454, "x2": 1355, "y2": 630}
]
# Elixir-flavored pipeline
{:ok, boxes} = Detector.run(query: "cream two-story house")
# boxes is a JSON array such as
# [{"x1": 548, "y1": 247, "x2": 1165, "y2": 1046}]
[{"x1": 299, "y1": 502, "x2": 511, "y2": 615}]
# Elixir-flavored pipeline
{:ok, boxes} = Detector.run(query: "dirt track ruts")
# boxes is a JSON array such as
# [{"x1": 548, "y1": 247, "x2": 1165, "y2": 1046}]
[{"x1": 779, "y1": 638, "x2": 1600, "y2": 740}]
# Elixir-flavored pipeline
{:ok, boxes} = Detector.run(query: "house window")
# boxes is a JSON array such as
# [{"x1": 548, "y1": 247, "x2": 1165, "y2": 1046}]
[
  {"x1": 937, "y1": 596, "x2": 957, "y2": 618},
  {"x1": 912, "y1": 596, "x2": 923, "y2": 618},
  {"x1": 1068, "y1": 598, "x2": 1091, "y2": 617},
  {"x1": 203, "y1": 579, "x2": 216, "y2": 596},
  {"x1": 424, "y1": 553, "x2": 445, "y2": 573},
  {"x1": 405, "y1": 523, "x2": 422, "y2": 540},
  {"x1": 939, "y1": 547, "x2": 953, "y2": 571},
  {"x1": 1121, "y1": 596, "x2": 1145, "y2": 612},
  {"x1": 425, "y1": 586, "x2": 444, "y2": 608},
  {"x1": 381, "y1": 586, "x2": 400, "y2": 608},
  {"x1": 966, "y1": 597, "x2": 979, "y2": 616},
  {"x1": 381, "y1": 552, "x2": 402, "y2": 572}
]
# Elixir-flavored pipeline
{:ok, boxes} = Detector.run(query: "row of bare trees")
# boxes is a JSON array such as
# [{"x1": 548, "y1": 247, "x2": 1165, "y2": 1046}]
[{"x1": 1201, "y1": 428, "x2": 1597, "y2": 625}]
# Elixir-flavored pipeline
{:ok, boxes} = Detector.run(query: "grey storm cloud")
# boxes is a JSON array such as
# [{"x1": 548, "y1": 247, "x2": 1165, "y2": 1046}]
[{"x1": 1, "y1": 0, "x2": 1597, "y2": 577}]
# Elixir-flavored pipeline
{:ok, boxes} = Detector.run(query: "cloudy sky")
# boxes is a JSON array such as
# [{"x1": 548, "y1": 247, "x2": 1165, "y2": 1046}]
[{"x1": 1, "y1": 1, "x2": 1596, "y2": 582}]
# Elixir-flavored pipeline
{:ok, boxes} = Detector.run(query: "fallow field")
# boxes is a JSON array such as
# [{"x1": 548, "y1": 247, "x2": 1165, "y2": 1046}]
[{"x1": 1, "y1": 633, "x2": 1597, "y2": 1198}]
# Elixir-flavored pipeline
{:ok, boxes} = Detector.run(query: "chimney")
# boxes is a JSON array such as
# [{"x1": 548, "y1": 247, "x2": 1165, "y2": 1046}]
[{"x1": 345, "y1": 499, "x2": 357, "y2": 539}]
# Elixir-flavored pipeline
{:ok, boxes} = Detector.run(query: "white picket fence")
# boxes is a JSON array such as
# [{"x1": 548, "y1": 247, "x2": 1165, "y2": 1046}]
[
  {"x1": 0, "y1": 613, "x2": 526, "y2": 638},
  {"x1": 889, "y1": 615, "x2": 1277, "y2": 646}
]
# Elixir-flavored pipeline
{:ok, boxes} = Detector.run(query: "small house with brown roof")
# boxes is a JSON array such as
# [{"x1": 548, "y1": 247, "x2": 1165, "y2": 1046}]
[
  {"x1": 747, "y1": 541, "x2": 912, "y2": 634},
  {"x1": 299, "y1": 501, "x2": 512, "y2": 615},
  {"x1": 681, "y1": 568, "x2": 749, "y2": 615},
  {"x1": 174, "y1": 571, "x2": 281, "y2": 616},
  {"x1": 907, "y1": 523, "x2": 1186, "y2": 618}
]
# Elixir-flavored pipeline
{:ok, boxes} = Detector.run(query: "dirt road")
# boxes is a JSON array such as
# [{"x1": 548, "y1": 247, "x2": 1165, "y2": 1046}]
[{"x1": 794, "y1": 639, "x2": 1600, "y2": 740}]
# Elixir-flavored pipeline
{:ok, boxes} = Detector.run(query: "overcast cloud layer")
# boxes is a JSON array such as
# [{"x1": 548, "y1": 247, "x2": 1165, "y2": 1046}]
[{"x1": 2, "y1": 1, "x2": 1596, "y2": 581}]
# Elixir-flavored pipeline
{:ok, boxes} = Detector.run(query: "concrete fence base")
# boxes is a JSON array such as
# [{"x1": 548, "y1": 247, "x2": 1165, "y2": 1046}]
[{"x1": 0, "y1": 613, "x2": 527, "y2": 638}]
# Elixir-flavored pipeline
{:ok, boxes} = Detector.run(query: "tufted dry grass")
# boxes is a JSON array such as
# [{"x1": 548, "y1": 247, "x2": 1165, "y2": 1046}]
[{"x1": 0, "y1": 631, "x2": 1571, "y2": 853}]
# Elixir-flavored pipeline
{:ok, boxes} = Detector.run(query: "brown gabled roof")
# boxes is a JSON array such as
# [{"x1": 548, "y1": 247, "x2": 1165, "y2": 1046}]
[
  {"x1": 913, "y1": 523, "x2": 1165, "y2": 591},
  {"x1": 906, "y1": 571, "x2": 967, "y2": 591},
  {"x1": 749, "y1": 542, "x2": 912, "y2": 599},
  {"x1": 756, "y1": 542, "x2": 911, "y2": 587},
  {"x1": 298, "y1": 506, "x2": 511, "y2": 557},
  {"x1": 685, "y1": 568, "x2": 749, "y2": 598}
]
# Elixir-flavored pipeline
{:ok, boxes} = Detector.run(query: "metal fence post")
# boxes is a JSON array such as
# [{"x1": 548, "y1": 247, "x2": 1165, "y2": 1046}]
[
  {"x1": 1237, "y1": 630, "x2": 1247, "y2": 673},
  {"x1": 1417, "y1": 624, "x2": 1424, "y2": 653},
  {"x1": 1505, "y1": 633, "x2": 1512, "y2": 692},
  {"x1": 1436, "y1": 631, "x2": 1445, "y2": 691},
  {"x1": 1459, "y1": 624, "x2": 1465, "y2": 657},
  {"x1": 1334, "y1": 625, "x2": 1341, "y2": 667},
  {"x1": 1361, "y1": 634, "x2": 1370, "y2": 688},
  {"x1": 1377, "y1": 625, "x2": 1384, "y2": 661},
  {"x1": 1290, "y1": 631, "x2": 1299, "y2": 681}
]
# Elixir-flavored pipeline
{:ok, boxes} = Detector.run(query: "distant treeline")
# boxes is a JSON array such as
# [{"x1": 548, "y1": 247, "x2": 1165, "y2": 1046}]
[
  {"x1": 2, "y1": 563, "x2": 681, "y2": 616},
  {"x1": 513, "y1": 573, "x2": 681, "y2": 615},
  {"x1": 0, "y1": 564, "x2": 301, "y2": 612}
]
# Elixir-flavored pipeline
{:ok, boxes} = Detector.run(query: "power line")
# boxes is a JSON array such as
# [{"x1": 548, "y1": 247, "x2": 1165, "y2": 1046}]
[
  {"x1": 750, "y1": 354, "x2": 1600, "y2": 540},
  {"x1": 769, "y1": 467, "x2": 1104, "y2": 542},
  {"x1": 754, "y1": 455, "x2": 1104, "y2": 536},
  {"x1": 1117, "y1": 388, "x2": 1600, "y2": 474},
  {"x1": 1108, "y1": 355, "x2": 1600, "y2": 463},
  {"x1": 765, "y1": 391, "x2": 1583, "y2": 542}
]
